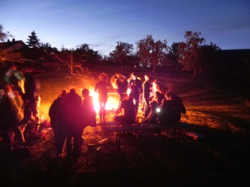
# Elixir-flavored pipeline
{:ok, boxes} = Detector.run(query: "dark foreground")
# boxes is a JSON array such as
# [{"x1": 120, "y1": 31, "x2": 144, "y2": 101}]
[{"x1": 0, "y1": 122, "x2": 250, "y2": 187}]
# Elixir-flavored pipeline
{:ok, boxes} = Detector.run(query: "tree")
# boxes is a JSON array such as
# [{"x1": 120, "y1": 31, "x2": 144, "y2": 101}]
[
  {"x1": 75, "y1": 43, "x2": 102, "y2": 66},
  {"x1": 0, "y1": 25, "x2": 15, "y2": 62},
  {"x1": 109, "y1": 41, "x2": 133, "y2": 69},
  {"x1": 0, "y1": 24, "x2": 12, "y2": 41},
  {"x1": 40, "y1": 42, "x2": 58, "y2": 53},
  {"x1": 76, "y1": 43, "x2": 90, "y2": 54},
  {"x1": 136, "y1": 35, "x2": 168, "y2": 72},
  {"x1": 167, "y1": 42, "x2": 182, "y2": 71},
  {"x1": 198, "y1": 42, "x2": 221, "y2": 76},
  {"x1": 27, "y1": 31, "x2": 40, "y2": 48},
  {"x1": 178, "y1": 31, "x2": 205, "y2": 77}
]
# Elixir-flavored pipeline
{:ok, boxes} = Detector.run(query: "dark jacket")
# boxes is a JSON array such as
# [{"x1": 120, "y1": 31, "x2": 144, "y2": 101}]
[
  {"x1": 120, "y1": 97, "x2": 136, "y2": 122},
  {"x1": 80, "y1": 96, "x2": 96, "y2": 127},
  {"x1": 158, "y1": 100, "x2": 186, "y2": 125},
  {"x1": 49, "y1": 96, "x2": 65, "y2": 123},
  {"x1": 0, "y1": 92, "x2": 24, "y2": 129},
  {"x1": 63, "y1": 92, "x2": 82, "y2": 129}
]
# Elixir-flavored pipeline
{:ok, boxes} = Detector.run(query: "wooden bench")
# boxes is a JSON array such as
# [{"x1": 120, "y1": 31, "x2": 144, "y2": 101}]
[{"x1": 102, "y1": 122, "x2": 190, "y2": 149}]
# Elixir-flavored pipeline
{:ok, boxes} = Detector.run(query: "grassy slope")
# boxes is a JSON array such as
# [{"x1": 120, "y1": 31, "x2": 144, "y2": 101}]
[{"x1": 1, "y1": 65, "x2": 250, "y2": 186}]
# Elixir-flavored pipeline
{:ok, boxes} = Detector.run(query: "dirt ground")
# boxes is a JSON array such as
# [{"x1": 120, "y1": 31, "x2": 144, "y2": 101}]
[{"x1": 1, "y1": 65, "x2": 250, "y2": 186}]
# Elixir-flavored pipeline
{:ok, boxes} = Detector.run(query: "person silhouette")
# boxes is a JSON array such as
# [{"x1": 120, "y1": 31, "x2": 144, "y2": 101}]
[
  {"x1": 95, "y1": 73, "x2": 108, "y2": 122},
  {"x1": 127, "y1": 72, "x2": 142, "y2": 114}
]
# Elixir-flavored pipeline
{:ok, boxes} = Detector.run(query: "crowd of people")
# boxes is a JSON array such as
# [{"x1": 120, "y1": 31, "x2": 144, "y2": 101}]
[
  {"x1": 113, "y1": 72, "x2": 186, "y2": 126},
  {"x1": 1, "y1": 66, "x2": 186, "y2": 157},
  {"x1": 49, "y1": 88, "x2": 96, "y2": 157}
]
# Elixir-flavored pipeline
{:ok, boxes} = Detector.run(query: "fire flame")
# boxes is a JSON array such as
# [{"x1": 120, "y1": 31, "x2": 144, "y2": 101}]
[{"x1": 89, "y1": 87, "x2": 120, "y2": 113}]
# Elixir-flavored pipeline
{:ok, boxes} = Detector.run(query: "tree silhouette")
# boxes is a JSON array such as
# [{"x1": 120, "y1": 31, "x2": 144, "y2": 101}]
[
  {"x1": 178, "y1": 31, "x2": 205, "y2": 77},
  {"x1": 40, "y1": 42, "x2": 58, "y2": 53},
  {"x1": 168, "y1": 42, "x2": 182, "y2": 71},
  {"x1": 0, "y1": 24, "x2": 12, "y2": 41},
  {"x1": 75, "y1": 43, "x2": 102, "y2": 66},
  {"x1": 136, "y1": 35, "x2": 168, "y2": 72},
  {"x1": 109, "y1": 41, "x2": 133, "y2": 70},
  {"x1": 198, "y1": 42, "x2": 221, "y2": 76},
  {"x1": 27, "y1": 31, "x2": 40, "y2": 48}
]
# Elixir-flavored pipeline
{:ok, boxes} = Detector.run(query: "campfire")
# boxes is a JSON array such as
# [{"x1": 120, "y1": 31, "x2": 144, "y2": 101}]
[{"x1": 89, "y1": 87, "x2": 120, "y2": 113}]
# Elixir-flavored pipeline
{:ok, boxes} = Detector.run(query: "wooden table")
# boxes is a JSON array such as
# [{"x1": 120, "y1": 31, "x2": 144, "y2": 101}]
[{"x1": 102, "y1": 122, "x2": 190, "y2": 149}]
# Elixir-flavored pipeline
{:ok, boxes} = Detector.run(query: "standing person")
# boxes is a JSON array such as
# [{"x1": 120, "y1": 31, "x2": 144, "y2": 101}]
[
  {"x1": 95, "y1": 73, "x2": 108, "y2": 122},
  {"x1": 49, "y1": 90, "x2": 67, "y2": 157},
  {"x1": 111, "y1": 73, "x2": 127, "y2": 101},
  {"x1": 80, "y1": 89, "x2": 96, "y2": 147},
  {"x1": 0, "y1": 85, "x2": 24, "y2": 152},
  {"x1": 63, "y1": 89, "x2": 82, "y2": 156},
  {"x1": 142, "y1": 75, "x2": 152, "y2": 117},
  {"x1": 81, "y1": 88, "x2": 96, "y2": 127},
  {"x1": 23, "y1": 71, "x2": 41, "y2": 122},
  {"x1": 127, "y1": 72, "x2": 142, "y2": 114}
]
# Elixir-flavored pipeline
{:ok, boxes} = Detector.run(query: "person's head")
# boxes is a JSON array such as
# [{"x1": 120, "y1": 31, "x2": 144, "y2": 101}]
[
  {"x1": 144, "y1": 75, "x2": 150, "y2": 81},
  {"x1": 165, "y1": 92, "x2": 173, "y2": 100},
  {"x1": 69, "y1": 88, "x2": 76, "y2": 95},
  {"x1": 82, "y1": 88, "x2": 90, "y2": 98},
  {"x1": 61, "y1": 90, "x2": 67, "y2": 98},
  {"x1": 99, "y1": 73, "x2": 108, "y2": 81},
  {"x1": 12, "y1": 65, "x2": 17, "y2": 70},
  {"x1": 5, "y1": 64, "x2": 16, "y2": 74},
  {"x1": 7, "y1": 63, "x2": 17, "y2": 70},
  {"x1": 131, "y1": 73, "x2": 136, "y2": 80}
]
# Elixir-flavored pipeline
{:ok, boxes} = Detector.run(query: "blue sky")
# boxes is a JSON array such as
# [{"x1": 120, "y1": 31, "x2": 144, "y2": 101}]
[{"x1": 1, "y1": 0, "x2": 250, "y2": 55}]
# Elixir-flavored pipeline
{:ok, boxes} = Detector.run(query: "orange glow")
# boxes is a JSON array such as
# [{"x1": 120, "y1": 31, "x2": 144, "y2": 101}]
[
  {"x1": 89, "y1": 87, "x2": 120, "y2": 113},
  {"x1": 40, "y1": 87, "x2": 120, "y2": 120},
  {"x1": 152, "y1": 81, "x2": 157, "y2": 92},
  {"x1": 126, "y1": 88, "x2": 131, "y2": 96},
  {"x1": 41, "y1": 114, "x2": 45, "y2": 121}
]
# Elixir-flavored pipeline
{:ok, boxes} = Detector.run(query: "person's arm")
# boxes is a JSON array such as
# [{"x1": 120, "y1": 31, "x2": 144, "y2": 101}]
[
  {"x1": 13, "y1": 70, "x2": 25, "y2": 81},
  {"x1": 179, "y1": 103, "x2": 186, "y2": 114},
  {"x1": 115, "y1": 99, "x2": 126, "y2": 116},
  {"x1": 94, "y1": 82, "x2": 98, "y2": 92}
]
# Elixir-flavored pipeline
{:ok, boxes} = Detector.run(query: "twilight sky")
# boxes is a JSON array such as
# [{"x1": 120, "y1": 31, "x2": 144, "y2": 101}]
[{"x1": 1, "y1": 0, "x2": 250, "y2": 55}]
